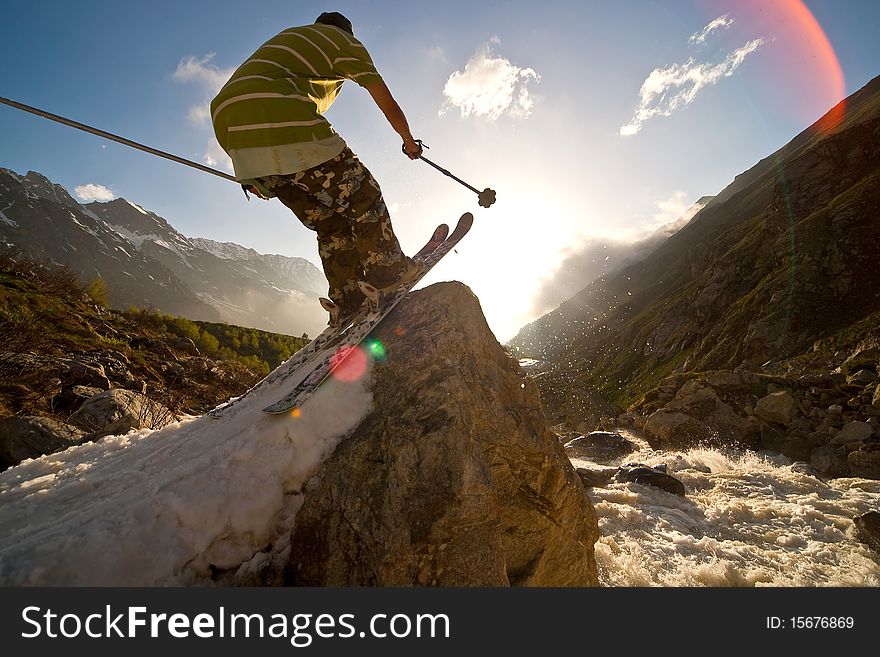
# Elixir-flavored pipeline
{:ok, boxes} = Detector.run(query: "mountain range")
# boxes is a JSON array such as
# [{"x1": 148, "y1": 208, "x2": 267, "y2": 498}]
[
  {"x1": 512, "y1": 74, "x2": 880, "y2": 413},
  {"x1": 0, "y1": 169, "x2": 327, "y2": 336}
]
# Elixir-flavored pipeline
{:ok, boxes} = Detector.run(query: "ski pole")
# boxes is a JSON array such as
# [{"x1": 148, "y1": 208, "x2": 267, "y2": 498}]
[
  {"x1": 408, "y1": 141, "x2": 497, "y2": 208},
  {"x1": 0, "y1": 96, "x2": 238, "y2": 183}
]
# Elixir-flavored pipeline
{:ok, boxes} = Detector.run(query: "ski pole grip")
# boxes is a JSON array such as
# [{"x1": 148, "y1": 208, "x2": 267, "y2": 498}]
[{"x1": 402, "y1": 139, "x2": 426, "y2": 158}]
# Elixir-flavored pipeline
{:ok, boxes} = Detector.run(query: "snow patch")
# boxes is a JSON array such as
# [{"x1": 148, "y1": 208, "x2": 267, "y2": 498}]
[
  {"x1": 126, "y1": 200, "x2": 149, "y2": 215},
  {"x1": 0, "y1": 355, "x2": 374, "y2": 585},
  {"x1": 0, "y1": 206, "x2": 16, "y2": 228},
  {"x1": 69, "y1": 211, "x2": 99, "y2": 237}
]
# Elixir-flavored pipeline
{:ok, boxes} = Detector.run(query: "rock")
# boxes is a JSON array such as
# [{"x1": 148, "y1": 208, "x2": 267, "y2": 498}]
[
  {"x1": 52, "y1": 385, "x2": 104, "y2": 412},
  {"x1": 780, "y1": 436, "x2": 815, "y2": 462},
  {"x1": 803, "y1": 434, "x2": 827, "y2": 452},
  {"x1": 563, "y1": 431, "x2": 636, "y2": 463},
  {"x1": 758, "y1": 421, "x2": 787, "y2": 453},
  {"x1": 705, "y1": 370, "x2": 748, "y2": 393},
  {"x1": 832, "y1": 421, "x2": 874, "y2": 445},
  {"x1": 847, "y1": 442, "x2": 880, "y2": 480},
  {"x1": 790, "y1": 461, "x2": 815, "y2": 475},
  {"x1": 575, "y1": 466, "x2": 618, "y2": 488},
  {"x1": 854, "y1": 512, "x2": 880, "y2": 552},
  {"x1": 811, "y1": 444, "x2": 851, "y2": 478},
  {"x1": 56, "y1": 358, "x2": 111, "y2": 390},
  {"x1": 614, "y1": 463, "x2": 687, "y2": 496},
  {"x1": 0, "y1": 416, "x2": 85, "y2": 471},
  {"x1": 287, "y1": 283, "x2": 599, "y2": 586},
  {"x1": 755, "y1": 390, "x2": 799, "y2": 425},
  {"x1": 643, "y1": 410, "x2": 712, "y2": 449},
  {"x1": 663, "y1": 387, "x2": 756, "y2": 446},
  {"x1": 847, "y1": 369, "x2": 877, "y2": 386},
  {"x1": 618, "y1": 412, "x2": 646, "y2": 431},
  {"x1": 675, "y1": 379, "x2": 703, "y2": 398},
  {"x1": 68, "y1": 389, "x2": 174, "y2": 438}
]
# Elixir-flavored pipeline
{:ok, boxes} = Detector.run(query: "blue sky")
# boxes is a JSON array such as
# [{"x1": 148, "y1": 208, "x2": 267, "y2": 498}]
[{"x1": 2, "y1": 0, "x2": 879, "y2": 340}]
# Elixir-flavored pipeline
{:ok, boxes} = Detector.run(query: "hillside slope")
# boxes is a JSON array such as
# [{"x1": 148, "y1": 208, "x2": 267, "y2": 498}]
[{"x1": 512, "y1": 75, "x2": 880, "y2": 410}]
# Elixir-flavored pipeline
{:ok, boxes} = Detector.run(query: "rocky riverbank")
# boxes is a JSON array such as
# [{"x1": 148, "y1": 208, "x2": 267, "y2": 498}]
[{"x1": 589, "y1": 369, "x2": 880, "y2": 480}]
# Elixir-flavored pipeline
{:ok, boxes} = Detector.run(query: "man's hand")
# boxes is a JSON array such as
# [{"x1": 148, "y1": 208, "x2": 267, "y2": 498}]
[
  {"x1": 244, "y1": 185, "x2": 268, "y2": 200},
  {"x1": 402, "y1": 138, "x2": 423, "y2": 160}
]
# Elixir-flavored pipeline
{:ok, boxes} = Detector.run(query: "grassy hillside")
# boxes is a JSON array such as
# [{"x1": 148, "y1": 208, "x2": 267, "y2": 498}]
[{"x1": 0, "y1": 254, "x2": 309, "y2": 421}]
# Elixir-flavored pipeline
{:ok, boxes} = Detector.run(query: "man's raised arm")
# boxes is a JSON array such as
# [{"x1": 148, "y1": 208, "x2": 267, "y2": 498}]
[{"x1": 366, "y1": 82, "x2": 423, "y2": 159}]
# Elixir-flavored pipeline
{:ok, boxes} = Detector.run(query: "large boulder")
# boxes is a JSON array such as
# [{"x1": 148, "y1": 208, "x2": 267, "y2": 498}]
[
  {"x1": 56, "y1": 358, "x2": 111, "y2": 390},
  {"x1": 704, "y1": 370, "x2": 750, "y2": 393},
  {"x1": 811, "y1": 444, "x2": 851, "y2": 478},
  {"x1": 287, "y1": 283, "x2": 599, "y2": 586},
  {"x1": 832, "y1": 421, "x2": 874, "y2": 445},
  {"x1": 563, "y1": 431, "x2": 636, "y2": 463},
  {"x1": 754, "y1": 390, "x2": 799, "y2": 426},
  {"x1": 854, "y1": 511, "x2": 880, "y2": 552},
  {"x1": 664, "y1": 386, "x2": 755, "y2": 445},
  {"x1": 575, "y1": 466, "x2": 618, "y2": 488},
  {"x1": 68, "y1": 389, "x2": 174, "y2": 438},
  {"x1": 0, "y1": 416, "x2": 85, "y2": 471},
  {"x1": 643, "y1": 410, "x2": 712, "y2": 449},
  {"x1": 848, "y1": 442, "x2": 880, "y2": 480},
  {"x1": 614, "y1": 462, "x2": 687, "y2": 496}
]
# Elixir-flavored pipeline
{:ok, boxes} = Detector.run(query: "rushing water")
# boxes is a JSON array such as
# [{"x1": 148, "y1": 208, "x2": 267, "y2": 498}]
[{"x1": 571, "y1": 431, "x2": 880, "y2": 586}]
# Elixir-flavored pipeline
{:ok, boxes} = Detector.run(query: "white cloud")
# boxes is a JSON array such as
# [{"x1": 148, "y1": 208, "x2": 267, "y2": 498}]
[
  {"x1": 188, "y1": 105, "x2": 211, "y2": 125},
  {"x1": 173, "y1": 53, "x2": 233, "y2": 93},
  {"x1": 203, "y1": 138, "x2": 233, "y2": 173},
  {"x1": 620, "y1": 38, "x2": 763, "y2": 136},
  {"x1": 427, "y1": 46, "x2": 448, "y2": 64},
  {"x1": 173, "y1": 53, "x2": 235, "y2": 127},
  {"x1": 74, "y1": 183, "x2": 116, "y2": 202},
  {"x1": 440, "y1": 41, "x2": 540, "y2": 120},
  {"x1": 689, "y1": 15, "x2": 734, "y2": 44},
  {"x1": 173, "y1": 53, "x2": 236, "y2": 168},
  {"x1": 653, "y1": 191, "x2": 690, "y2": 225}
]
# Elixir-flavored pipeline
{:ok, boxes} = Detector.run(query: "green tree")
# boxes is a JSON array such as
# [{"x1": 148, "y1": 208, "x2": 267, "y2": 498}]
[{"x1": 85, "y1": 277, "x2": 110, "y2": 308}]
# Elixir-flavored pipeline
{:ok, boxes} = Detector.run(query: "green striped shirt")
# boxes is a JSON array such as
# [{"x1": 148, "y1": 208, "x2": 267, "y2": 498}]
[{"x1": 211, "y1": 23, "x2": 383, "y2": 184}]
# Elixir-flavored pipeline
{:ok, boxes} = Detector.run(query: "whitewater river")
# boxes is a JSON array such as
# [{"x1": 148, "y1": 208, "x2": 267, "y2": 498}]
[{"x1": 571, "y1": 431, "x2": 880, "y2": 586}]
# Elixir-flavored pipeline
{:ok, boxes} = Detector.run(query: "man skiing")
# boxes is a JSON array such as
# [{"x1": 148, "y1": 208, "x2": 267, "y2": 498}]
[{"x1": 211, "y1": 11, "x2": 424, "y2": 327}]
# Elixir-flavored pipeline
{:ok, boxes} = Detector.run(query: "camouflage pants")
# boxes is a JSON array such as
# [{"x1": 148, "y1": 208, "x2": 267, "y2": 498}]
[{"x1": 260, "y1": 148, "x2": 407, "y2": 315}]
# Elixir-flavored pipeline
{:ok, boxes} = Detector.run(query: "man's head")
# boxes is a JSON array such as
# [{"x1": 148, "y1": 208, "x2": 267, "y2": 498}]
[{"x1": 315, "y1": 11, "x2": 353, "y2": 36}]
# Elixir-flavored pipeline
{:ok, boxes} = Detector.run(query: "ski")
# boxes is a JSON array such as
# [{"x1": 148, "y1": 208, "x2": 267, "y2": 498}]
[
  {"x1": 207, "y1": 222, "x2": 450, "y2": 419},
  {"x1": 261, "y1": 212, "x2": 473, "y2": 414}
]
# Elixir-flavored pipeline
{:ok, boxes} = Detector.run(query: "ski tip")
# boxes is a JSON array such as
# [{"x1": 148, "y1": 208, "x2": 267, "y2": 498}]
[{"x1": 455, "y1": 212, "x2": 474, "y2": 231}]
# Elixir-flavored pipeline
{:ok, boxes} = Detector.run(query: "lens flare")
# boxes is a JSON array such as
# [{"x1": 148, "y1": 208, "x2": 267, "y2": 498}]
[
  {"x1": 330, "y1": 345, "x2": 369, "y2": 382},
  {"x1": 365, "y1": 339, "x2": 387, "y2": 362},
  {"x1": 291, "y1": 408, "x2": 302, "y2": 418},
  {"x1": 698, "y1": 0, "x2": 846, "y2": 132}
]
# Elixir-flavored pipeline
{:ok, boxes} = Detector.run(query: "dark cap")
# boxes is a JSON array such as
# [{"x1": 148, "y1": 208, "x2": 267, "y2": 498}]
[{"x1": 315, "y1": 12, "x2": 354, "y2": 35}]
